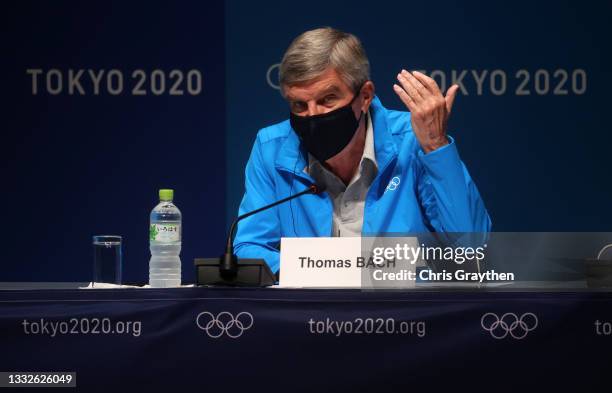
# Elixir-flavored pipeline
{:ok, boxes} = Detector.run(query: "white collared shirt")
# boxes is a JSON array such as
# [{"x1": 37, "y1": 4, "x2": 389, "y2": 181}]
[{"x1": 306, "y1": 111, "x2": 378, "y2": 237}]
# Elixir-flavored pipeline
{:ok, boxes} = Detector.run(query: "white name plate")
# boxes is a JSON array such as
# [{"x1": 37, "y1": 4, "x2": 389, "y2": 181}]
[{"x1": 279, "y1": 237, "x2": 420, "y2": 288}]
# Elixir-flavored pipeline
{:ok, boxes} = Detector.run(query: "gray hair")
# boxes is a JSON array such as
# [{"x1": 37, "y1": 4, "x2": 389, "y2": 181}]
[{"x1": 279, "y1": 27, "x2": 370, "y2": 95}]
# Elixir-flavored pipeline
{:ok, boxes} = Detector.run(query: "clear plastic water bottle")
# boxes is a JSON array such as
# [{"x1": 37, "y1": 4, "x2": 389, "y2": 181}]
[{"x1": 149, "y1": 189, "x2": 182, "y2": 287}]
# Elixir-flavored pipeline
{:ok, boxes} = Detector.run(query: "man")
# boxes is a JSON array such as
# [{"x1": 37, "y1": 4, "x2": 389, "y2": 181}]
[{"x1": 234, "y1": 27, "x2": 491, "y2": 273}]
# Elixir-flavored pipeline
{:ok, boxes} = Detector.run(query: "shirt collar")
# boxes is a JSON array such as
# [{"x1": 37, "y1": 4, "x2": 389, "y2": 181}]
[{"x1": 361, "y1": 111, "x2": 377, "y2": 170}]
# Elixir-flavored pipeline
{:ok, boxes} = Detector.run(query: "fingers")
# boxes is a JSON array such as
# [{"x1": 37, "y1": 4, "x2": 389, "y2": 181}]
[
  {"x1": 397, "y1": 70, "x2": 425, "y2": 102},
  {"x1": 412, "y1": 71, "x2": 442, "y2": 95},
  {"x1": 445, "y1": 84, "x2": 459, "y2": 114},
  {"x1": 395, "y1": 70, "x2": 460, "y2": 115},
  {"x1": 393, "y1": 83, "x2": 416, "y2": 111}
]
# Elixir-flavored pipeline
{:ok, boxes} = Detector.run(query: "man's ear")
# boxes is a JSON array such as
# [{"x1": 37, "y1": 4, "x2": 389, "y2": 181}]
[{"x1": 360, "y1": 81, "x2": 375, "y2": 112}]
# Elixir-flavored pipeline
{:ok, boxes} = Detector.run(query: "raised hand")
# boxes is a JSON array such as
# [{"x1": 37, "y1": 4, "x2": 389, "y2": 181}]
[{"x1": 393, "y1": 70, "x2": 459, "y2": 153}]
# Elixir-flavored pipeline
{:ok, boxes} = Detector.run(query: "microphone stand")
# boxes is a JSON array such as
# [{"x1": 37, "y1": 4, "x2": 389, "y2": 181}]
[{"x1": 220, "y1": 183, "x2": 326, "y2": 279}]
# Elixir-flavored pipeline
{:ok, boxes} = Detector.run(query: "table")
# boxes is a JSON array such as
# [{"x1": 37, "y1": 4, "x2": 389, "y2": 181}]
[{"x1": 1, "y1": 285, "x2": 611, "y2": 392}]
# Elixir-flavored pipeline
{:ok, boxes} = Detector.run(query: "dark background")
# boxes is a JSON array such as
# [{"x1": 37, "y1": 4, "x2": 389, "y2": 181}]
[
  {"x1": 1, "y1": 0, "x2": 611, "y2": 282},
  {"x1": 1, "y1": 1, "x2": 226, "y2": 282}
]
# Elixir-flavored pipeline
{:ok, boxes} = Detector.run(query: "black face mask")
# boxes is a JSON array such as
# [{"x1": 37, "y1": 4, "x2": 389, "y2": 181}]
[{"x1": 290, "y1": 90, "x2": 364, "y2": 163}]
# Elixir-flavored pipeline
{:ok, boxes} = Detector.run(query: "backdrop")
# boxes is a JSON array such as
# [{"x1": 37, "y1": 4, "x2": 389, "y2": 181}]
[
  {"x1": 2, "y1": 0, "x2": 611, "y2": 282},
  {"x1": 1, "y1": 2, "x2": 226, "y2": 282}
]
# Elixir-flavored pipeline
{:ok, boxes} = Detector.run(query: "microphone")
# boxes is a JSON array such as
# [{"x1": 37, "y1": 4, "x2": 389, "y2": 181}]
[{"x1": 220, "y1": 183, "x2": 327, "y2": 278}]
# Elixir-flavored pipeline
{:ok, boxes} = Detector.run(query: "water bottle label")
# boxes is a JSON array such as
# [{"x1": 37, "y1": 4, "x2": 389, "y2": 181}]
[{"x1": 150, "y1": 223, "x2": 180, "y2": 242}]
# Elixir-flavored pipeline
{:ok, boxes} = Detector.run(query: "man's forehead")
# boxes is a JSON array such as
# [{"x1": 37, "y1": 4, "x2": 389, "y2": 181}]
[
  {"x1": 286, "y1": 84, "x2": 341, "y2": 101},
  {"x1": 285, "y1": 69, "x2": 349, "y2": 101}
]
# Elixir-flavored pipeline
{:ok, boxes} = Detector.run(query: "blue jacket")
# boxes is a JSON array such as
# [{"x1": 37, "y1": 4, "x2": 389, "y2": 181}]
[{"x1": 234, "y1": 96, "x2": 491, "y2": 273}]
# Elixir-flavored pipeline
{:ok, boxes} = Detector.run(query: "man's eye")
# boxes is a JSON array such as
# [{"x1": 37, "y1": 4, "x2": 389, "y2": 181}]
[
  {"x1": 323, "y1": 95, "x2": 337, "y2": 104},
  {"x1": 292, "y1": 102, "x2": 306, "y2": 113}
]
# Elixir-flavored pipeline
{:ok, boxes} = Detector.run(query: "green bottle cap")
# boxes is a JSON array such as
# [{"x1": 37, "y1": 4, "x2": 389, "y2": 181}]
[{"x1": 159, "y1": 189, "x2": 174, "y2": 201}]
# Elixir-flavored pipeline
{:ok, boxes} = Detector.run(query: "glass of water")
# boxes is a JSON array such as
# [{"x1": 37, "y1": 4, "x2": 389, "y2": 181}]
[{"x1": 92, "y1": 235, "x2": 122, "y2": 287}]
